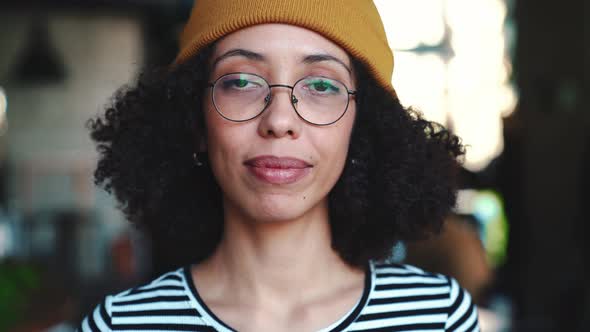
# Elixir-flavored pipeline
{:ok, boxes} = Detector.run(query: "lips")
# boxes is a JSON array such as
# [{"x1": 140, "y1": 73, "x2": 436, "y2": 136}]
[{"x1": 244, "y1": 156, "x2": 312, "y2": 184}]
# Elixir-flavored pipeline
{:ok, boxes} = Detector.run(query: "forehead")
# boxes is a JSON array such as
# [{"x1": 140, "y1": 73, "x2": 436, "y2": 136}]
[{"x1": 212, "y1": 23, "x2": 350, "y2": 64}]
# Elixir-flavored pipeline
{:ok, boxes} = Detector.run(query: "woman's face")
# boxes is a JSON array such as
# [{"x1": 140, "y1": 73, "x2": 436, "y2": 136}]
[{"x1": 204, "y1": 23, "x2": 356, "y2": 223}]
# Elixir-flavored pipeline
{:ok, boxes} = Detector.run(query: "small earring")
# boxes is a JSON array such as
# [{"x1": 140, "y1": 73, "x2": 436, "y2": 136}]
[{"x1": 193, "y1": 152, "x2": 204, "y2": 167}]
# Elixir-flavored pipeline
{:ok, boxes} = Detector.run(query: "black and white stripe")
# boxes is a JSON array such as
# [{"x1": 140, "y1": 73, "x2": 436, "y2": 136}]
[
  {"x1": 345, "y1": 263, "x2": 478, "y2": 331},
  {"x1": 80, "y1": 262, "x2": 478, "y2": 331},
  {"x1": 80, "y1": 271, "x2": 213, "y2": 331}
]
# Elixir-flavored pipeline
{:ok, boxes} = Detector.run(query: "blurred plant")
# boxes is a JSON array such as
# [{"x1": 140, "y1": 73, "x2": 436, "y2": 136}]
[{"x1": 0, "y1": 261, "x2": 41, "y2": 331}]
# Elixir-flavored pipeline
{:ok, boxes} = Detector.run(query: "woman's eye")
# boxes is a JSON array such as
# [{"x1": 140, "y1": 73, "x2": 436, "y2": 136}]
[
  {"x1": 306, "y1": 79, "x2": 340, "y2": 94},
  {"x1": 221, "y1": 78, "x2": 260, "y2": 90},
  {"x1": 234, "y1": 79, "x2": 249, "y2": 88},
  {"x1": 227, "y1": 79, "x2": 251, "y2": 88},
  {"x1": 313, "y1": 82, "x2": 330, "y2": 91}
]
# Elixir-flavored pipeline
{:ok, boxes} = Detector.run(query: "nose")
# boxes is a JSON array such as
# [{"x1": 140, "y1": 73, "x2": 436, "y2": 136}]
[{"x1": 257, "y1": 87, "x2": 302, "y2": 139}]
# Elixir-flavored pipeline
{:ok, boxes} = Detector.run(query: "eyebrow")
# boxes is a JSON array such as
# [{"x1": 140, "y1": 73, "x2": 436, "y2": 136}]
[
  {"x1": 211, "y1": 49, "x2": 266, "y2": 69},
  {"x1": 211, "y1": 48, "x2": 352, "y2": 74},
  {"x1": 302, "y1": 54, "x2": 352, "y2": 74}
]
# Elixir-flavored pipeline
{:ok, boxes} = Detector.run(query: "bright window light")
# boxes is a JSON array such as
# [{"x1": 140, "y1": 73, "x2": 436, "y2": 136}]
[{"x1": 374, "y1": 0, "x2": 517, "y2": 172}]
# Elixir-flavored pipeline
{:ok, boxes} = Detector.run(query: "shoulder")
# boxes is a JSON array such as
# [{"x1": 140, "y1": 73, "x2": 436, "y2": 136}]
[
  {"x1": 371, "y1": 261, "x2": 451, "y2": 291},
  {"x1": 366, "y1": 262, "x2": 479, "y2": 331},
  {"x1": 78, "y1": 267, "x2": 195, "y2": 332},
  {"x1": 445, "y1": 276, "x2": 479, "y2": 331}
]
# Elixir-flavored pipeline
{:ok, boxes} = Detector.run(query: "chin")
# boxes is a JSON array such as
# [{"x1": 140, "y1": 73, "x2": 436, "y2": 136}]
[
  {"x1": 241, "y1": 195, "x2": 325, "y2": 224},
  {"x1": 252, "y1": 200, "x2": 309, "y2": 223}
]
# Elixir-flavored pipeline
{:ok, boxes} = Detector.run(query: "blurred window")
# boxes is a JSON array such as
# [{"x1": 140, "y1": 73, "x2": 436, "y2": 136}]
[{"x1": 375, "y1": 0, "x2": 517, "y2": 172}]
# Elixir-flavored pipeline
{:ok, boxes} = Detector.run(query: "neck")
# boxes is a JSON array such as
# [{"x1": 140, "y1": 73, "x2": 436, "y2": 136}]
[{"x1": 199, "y1": 198, "x2": 360, "y2": 304}]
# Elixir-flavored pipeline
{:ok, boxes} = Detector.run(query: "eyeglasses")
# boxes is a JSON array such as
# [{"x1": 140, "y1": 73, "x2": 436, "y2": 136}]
[{"x1": 208, "y1": 72, "x2": 356, "y2": 126}]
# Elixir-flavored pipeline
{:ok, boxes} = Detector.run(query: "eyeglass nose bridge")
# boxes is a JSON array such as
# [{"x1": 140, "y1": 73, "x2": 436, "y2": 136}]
[{"x1": 265, "y1": 84, "x2": 299, "y2": 106}]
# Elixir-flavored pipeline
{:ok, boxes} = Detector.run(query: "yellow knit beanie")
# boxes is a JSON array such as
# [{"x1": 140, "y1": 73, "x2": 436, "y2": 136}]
[{"x1": 174, "y1": 0, "x2": 396, "y2": 97}]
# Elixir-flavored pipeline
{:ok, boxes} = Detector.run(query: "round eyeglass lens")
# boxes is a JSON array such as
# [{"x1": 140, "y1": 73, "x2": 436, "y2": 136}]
[
  {"x1": 212, "y1": 73, "x2": 269, "y2": 121},
  {"x1": 293, "y1": 76, "x2": 350, "y2": 125}
]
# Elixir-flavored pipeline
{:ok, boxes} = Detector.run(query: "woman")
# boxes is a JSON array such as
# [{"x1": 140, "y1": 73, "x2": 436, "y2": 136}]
[{"x1": 81, "y1": 0, "x2": 479, "y2": 331}]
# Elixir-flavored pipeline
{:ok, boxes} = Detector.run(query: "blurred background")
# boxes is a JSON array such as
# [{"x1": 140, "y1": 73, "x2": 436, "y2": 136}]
[{"x1": 0, "y1": 0, "x2": 587, "y2": 331}]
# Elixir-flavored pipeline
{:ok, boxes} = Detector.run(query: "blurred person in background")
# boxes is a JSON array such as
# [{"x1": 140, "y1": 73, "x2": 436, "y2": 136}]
[
  {"x1": 405, "y1": 214, "x2": 493, "y2": 304},
  {"x1": 80, "y1": 0, "x2": 479, "y2": 331}
]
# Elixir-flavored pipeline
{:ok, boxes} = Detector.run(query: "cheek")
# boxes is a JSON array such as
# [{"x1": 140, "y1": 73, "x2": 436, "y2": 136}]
[
  {"x1": 332, "y1": 108, "x2": 356, "y2": 155},
  {"x1": 314, "y1": 109, "x2": 356, "y2": 177},
  {"x1": 203, "y1": 106, "x2": 258, "y2": 186},
  {"x1": 203, "y1": 106, "x2": 235, "y2": 172},
  {"x1": 204, "y1": 100, "x2": 237, "y2": 150}
]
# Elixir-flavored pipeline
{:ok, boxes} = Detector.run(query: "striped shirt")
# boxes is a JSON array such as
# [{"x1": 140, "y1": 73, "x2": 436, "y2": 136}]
[{"x1": 80, "y1": 262, "x2": 479, "y2": 331}]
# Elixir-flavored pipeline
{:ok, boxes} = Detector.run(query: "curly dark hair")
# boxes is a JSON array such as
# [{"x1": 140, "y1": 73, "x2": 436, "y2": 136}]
[{"x1": 88, "y1": 44, "x2": 465, "y2": 273}]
